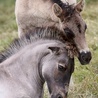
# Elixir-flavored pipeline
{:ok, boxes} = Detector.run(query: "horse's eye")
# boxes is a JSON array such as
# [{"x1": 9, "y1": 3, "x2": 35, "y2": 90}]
[
  {"x1": 77, "y1": 23, "x2": 81, "y2": 33},
  {"x1": 85, "y1": 24, "x2": 87, "y2": 30},
  {"x1": 58, "y1": 64, "x2": 67, "y2": 72},
  {"x1": 64, "y1": 28, "x2": 75, "y2": 39}
]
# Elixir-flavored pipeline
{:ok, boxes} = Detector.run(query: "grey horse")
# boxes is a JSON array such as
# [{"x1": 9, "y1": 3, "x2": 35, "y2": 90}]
[{"x1": 0, "y1": 27, "x2": 75, "y2": 98}]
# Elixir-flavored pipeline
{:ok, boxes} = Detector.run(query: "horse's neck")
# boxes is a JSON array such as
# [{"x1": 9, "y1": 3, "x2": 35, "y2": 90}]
[
  {"x1": 0, "y1": 43, "x2": 48, "y2": 98},
  {"x1": 0, "y1": 40, "x2": 62, "y2": 97},
  {"x1": 16, "y1": 0, "x2": 60, "y2": 36},
  {"x1": 19, "y1": 17, "x2": 60, "y2": 36}
]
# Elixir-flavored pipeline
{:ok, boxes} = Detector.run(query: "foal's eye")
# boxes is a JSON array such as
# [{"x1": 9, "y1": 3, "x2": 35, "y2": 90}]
[
  {"x1": 58, "y1": 64, "x2": 67, "y2": 72},
  {"x1": 85, "y1": 24, "x2": 87, "y2": 30},
  {"x1": 64, "y1": 28, "x2": 75, "y2": 39},
  {"x1": 77, "y1": 23, "x2": 81, "y2": 33}
]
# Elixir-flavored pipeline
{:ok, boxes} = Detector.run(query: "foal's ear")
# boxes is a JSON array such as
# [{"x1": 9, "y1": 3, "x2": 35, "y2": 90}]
[
  {"x1": 52, "y1": 3, "x2": 63, "y2": 18},
  {"x1": 75, "y1": 0, "x2": 85, "y2": 12},
  {"x1": 48, "y1": 47, "x2": 60, "y2": 54}
]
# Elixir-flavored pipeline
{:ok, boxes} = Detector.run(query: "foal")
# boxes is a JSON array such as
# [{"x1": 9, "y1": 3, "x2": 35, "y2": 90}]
[
  {"x1": 15, "y1": 0, "x2": 92, "y2": 65},
  {"x1": 0, "y1": 28, "x2": 75, "y2": 98}
]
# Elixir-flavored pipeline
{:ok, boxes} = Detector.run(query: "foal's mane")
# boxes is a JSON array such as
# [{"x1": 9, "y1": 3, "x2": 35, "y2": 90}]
[
  {"x1": 0, "y1": 27, "x2": 69, "y2": 63},
  {"x1": 52, "y1": 0, "x2": 75, "y2": 17}
]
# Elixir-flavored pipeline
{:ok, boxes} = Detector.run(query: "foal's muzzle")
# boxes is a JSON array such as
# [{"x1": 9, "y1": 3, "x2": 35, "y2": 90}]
[
  {"x1": 78, "y1": 51, "x2": 92, "y2": 65},
  {"x1": 51, "y1": 92, "x2": 68, "y2": 98}
]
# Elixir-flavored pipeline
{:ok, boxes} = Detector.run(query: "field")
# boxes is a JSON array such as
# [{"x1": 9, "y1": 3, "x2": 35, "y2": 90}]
[{"x1": 0, "y1": 0, "x2": 98, "y2": 98}]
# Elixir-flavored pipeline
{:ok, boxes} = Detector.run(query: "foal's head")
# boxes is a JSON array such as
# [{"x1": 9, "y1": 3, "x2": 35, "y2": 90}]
[
  {"x1": 41, "y1": 46, "x2": 74, "y2": 98},
  {"x1": 52, "y1": 0, "x2": 92, "y2": 65}
]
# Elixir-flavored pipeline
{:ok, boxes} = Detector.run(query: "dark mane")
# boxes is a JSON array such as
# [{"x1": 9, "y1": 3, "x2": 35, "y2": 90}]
[
  {"x1": 52, "y1": 0, "x2": 66, "y2": 8},
  {"x1": 0, "y1": 27, "x2": 70, "y2": 63},
  {"x1": 25, "y1": 27, "x2": 68, "y2": 42},
  {"x1": 52, "y1": 0, "x2": 74, "y2": 17}
]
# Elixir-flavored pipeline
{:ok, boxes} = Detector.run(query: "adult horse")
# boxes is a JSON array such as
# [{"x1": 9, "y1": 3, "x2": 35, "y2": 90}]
[
  {"x1": 0, "y1": 27, "x2": 75, "y2": 98},
  {"x1": 15, "y1": 0, "x2": 92, "y2": 65}
]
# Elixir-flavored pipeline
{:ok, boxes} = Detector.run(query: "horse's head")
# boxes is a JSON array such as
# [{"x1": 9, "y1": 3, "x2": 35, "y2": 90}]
[
  {"x1": 42, "y1": 46, "x2": 74, "y2": 98},
  {"x1": 52, "y1": 0, "x2": 92, "y2": 65}
]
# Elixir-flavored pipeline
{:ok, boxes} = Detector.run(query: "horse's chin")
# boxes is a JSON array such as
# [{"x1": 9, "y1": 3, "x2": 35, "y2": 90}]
[{"x1": 78, "y1": 51, "x2": 92, "y2": 65}]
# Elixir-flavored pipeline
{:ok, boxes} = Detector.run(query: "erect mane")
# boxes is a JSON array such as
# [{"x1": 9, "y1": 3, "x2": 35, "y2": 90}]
[
  {"x1": 0, "y1": 27, "x2": 69, "y2": 63},
  {"x1": 52, "y1": 0, "x2": 65, "y2": 8}
]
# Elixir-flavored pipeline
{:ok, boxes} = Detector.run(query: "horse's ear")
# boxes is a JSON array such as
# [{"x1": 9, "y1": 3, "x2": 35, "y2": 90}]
[
  {"x1": 75, "y1": 0, "x2": 85, "y2": 12},
  {"x1": 48, "y1": 47, "x2": 60, "y2": 54},
  {"x1": 52, "y1": 3, "x2": 63, "y2": 18}
]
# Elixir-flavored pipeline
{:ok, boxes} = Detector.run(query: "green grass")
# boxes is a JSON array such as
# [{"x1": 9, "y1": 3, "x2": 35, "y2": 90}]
[
  {"x1": 68, "y1": 1, "x2": 98, "y2": 98},
  {"x1": 0, "y1": 0, "x2": 17, "y2": 51},
  {"x1": 0, "y1": 0, "x2": 98, "y2": 98}
]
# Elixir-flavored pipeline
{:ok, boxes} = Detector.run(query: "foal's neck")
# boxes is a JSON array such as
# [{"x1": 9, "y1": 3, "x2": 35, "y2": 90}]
[
  {"x1": 0, "y1": 43, "x2": 47, "y2": 98},
  {"x1": 17, "y1": 44, "x2": 46, "y2": 96},
  {"x1": 18, "y1": 44, "x2": 48, "y2": 98}
]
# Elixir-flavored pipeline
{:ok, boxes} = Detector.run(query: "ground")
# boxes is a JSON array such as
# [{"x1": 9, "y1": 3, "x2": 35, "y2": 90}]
[{"x1": 0, "y1": 0, "x2": 98, "y2": 98}]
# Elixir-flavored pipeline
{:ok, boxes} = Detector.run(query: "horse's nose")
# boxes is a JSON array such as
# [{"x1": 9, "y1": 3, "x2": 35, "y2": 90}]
[
  {"x1": 57, "y1": 94, "x2": 63, "y2": 98},
  {"x1": 57, "y1": 93, "x2": 68, "y2": 98},
  {"x1": 51, "y1": 93, "x2": 67, "y2": 98},
  {"x1": 78, "y1": 51, "x2": 92, "y2": 65}
]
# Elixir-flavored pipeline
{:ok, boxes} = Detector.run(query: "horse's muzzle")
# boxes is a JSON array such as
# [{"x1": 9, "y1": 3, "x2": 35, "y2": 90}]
[
  {"x1": 51, "y1": 93, "x2": 68, "y2": 98},
  {"x1": 78, "y1": 51, "x2": 92, "y2": 65}
]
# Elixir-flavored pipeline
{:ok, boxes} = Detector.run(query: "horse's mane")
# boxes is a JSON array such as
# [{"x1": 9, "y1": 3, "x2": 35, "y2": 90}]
[
  {"x1": 0, "y1": 27, "x2": 72, "y2": 63},
  {"x1": 52, "y1": 0, "x2": 74, "y2": 17},
  {"x1": 52, "y1": 0, "x2": 66, "y2": 7}
]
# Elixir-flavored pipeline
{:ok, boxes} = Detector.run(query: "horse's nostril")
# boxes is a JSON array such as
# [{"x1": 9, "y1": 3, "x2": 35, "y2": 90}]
[
  {"x1": 85, "y1": 56, "x2": 91, "y2": 62},
  {"x1": 65, "y1": 92, "x2": 68, "y2": 96},
  {"x1": 57, "y1": 94, "x2": 63, "y2": 98},
  {"x1": 81, "y1": 55, "x2": 85, "y2": 60}
]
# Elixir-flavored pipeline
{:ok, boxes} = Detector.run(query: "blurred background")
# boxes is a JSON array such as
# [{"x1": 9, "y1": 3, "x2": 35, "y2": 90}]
[{"x1": 0, "y1": 0, "x2": 98, "y2": 98}]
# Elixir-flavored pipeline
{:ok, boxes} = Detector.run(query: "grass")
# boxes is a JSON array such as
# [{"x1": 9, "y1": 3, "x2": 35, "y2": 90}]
[
  {"x1": 0, "y1": 0, "x2": 98, "y2": 98},
  {"x1": 0, "y1": 0, "x2": 17, "y2": 51}
]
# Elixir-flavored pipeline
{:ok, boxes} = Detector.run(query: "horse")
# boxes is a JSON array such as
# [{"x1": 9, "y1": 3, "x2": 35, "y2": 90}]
[
  {"x1": 0, "y1": 27, "x2": 75, "y2": 98},
  {"x1": 15, "y1": 0, "x2": 92, "y2": 65}
]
